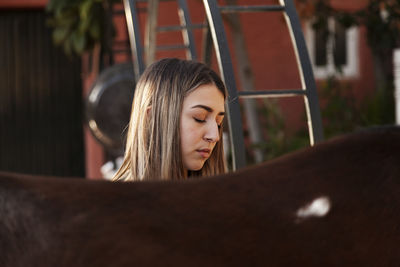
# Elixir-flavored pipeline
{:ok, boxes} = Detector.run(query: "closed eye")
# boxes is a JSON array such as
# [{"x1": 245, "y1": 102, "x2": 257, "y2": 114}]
[
  {"x1": 194, "y1": 118, "x2": 206, "y2": 123},
  {"x1": 194, "y1": 117, "x2": 223, "y2": 129}
]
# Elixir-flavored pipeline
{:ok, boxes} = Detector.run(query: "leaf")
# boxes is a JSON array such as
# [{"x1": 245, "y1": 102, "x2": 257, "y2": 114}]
[
  {"x1": 79, "y1": 12, "x2": 92, "y2": 33},
  {"x1": 46, "y1": 0, "x2": 69, "y2": 13},
  {"x1": 54, "y1": 10, "x2": 78, "y2": 27},
  {"x1": 71, "y1": 31, "x2": 87, "y2": 54},
  {"x1": 46, "y1": 0, "x2": 112, "y2": 55},
  {"x1": 53, "y1": 27, "x2": 70, "y2": 44},
  {"x1": 89, "y1": 21, "x2": 101, "y2": 40},
  {"x1": 80, "y1": 0, "x2": 94, "y2": 20}
]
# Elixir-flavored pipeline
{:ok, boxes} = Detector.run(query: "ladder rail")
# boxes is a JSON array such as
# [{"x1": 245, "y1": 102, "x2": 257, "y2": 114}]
[
  {"x1": 123, "y1": 0, "x2": 146, "y2": 81},
  {"x1": 145, "y1": 0, "x2": 159, "y2": 65},
  {"x1": 202, "y1": 0, "x2": 247, "y2": 170},
  {"x1": 281, "y1": 0, "x2": 324, "y2": 144},
  {"x1": 177, "y1": 0, "x2": 198, "y2": 60}
]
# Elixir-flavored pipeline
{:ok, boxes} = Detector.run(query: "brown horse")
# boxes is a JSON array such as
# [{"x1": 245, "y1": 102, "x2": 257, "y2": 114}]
[{"x1": 1, "y1": 126, "x2": 400, "y2": 267}]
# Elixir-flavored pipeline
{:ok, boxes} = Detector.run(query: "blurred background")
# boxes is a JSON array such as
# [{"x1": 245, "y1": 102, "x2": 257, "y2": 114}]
[{"x1": 0, "y1": 0, "x2": 398, "y2": 179}]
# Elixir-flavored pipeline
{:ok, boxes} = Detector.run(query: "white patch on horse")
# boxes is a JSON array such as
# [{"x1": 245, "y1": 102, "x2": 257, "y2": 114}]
[{"x1": 296, "y1": 196, "x2": 331, "y2": 221}]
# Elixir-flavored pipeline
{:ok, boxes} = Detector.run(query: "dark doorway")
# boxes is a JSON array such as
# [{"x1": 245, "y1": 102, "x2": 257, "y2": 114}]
[{"x1": 0, "y1": 9, "x2": 85, "y2": 177}]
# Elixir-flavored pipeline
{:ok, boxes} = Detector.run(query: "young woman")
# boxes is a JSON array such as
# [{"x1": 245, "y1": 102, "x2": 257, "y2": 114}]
[{"x1": 113, "y1": 58, "x2": 227, "y2": 181}]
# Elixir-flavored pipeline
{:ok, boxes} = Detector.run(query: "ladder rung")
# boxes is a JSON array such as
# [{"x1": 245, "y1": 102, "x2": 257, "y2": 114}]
[
  {"x1": 114, "y1": 8, "x2": 146, "y2": 15},
  {"x1": 156, "y1": 44, "x2": 189, "y2": 51},
  {"x1": 219, "y1": 5, "x2": 285, "y2": 13},
  {"x1": 157, "y1": 23, "x2": 207, "y2": 32},
  {"x1": 136, "y1": 0, "x2": 175, "y2": 2},
  {"x1": 238, "y1": 89, "x2": 306, "y2": 99}
]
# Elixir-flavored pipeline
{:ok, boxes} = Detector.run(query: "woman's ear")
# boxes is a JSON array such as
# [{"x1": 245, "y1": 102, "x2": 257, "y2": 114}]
[{"x1": 146, "y1": 105, "x2": 152, "y2": 115}]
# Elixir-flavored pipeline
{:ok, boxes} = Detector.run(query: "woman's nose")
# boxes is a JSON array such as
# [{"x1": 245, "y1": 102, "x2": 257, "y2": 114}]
[{"x1": 204, "y1": 122, "x2": 220, "y2": 142}]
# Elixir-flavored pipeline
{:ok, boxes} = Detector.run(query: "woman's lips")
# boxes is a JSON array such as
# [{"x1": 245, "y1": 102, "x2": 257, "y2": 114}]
[{"x1": 197, "y1": 149, "x2": 211, "y2": 158}]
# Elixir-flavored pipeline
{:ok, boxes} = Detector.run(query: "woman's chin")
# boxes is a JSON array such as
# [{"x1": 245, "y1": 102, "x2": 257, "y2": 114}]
[{"x1": 186, "y1": 161, "x2": 206, "y2": 171}]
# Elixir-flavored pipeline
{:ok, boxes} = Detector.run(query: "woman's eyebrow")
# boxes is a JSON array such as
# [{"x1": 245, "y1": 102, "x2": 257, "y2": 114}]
[{"x1": 191, "y1": 104, "x2": 225, "y2": 115}]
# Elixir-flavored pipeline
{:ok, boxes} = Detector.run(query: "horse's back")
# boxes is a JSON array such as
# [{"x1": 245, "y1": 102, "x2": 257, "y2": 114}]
[{"x1": 0, "y1": 126, "x2": 400, "y2": 266}]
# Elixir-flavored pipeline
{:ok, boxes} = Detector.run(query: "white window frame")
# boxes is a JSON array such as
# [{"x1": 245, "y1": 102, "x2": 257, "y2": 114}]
[{"x1": 305, "y1": 18, "x2": 359, "y2": 79}]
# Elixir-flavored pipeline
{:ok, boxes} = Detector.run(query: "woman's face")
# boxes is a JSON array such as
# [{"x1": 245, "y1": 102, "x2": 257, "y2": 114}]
[{"x1": 180, "y1": 83, "x2": 225, "y2": 172}]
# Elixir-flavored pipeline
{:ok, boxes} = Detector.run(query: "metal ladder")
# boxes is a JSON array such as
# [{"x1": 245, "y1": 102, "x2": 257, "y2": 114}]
[
  {"x1": 123, "y1": 0, "x2": 324, "y2": 170},
  {"x1": 202, "y1": 0, "x2": 324, "y2": 170},
  {"x1": 122, "y1": 0, "x2": 201, "y2": 81}
]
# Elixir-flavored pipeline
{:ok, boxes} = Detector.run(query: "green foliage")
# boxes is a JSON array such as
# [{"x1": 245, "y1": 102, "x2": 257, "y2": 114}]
[
  {"x1": 304, "y1": 0, "x2": 399, "y2": 134},
  {"x1": 247, "y1": 99, "x2": 309, "y2": 163},
  {"x1": 357, "y1": 1, "x2": 400, "y2": 53},
  {"x1": 46, "y1": 0, "x2": 117, "y2": 55},
  {"x1": 359, "y1": 85, "x2": 396, "y2": 126},
  {"x1": 319, "y1": 77, "x2": 361, "y2": 138},
  {"x1": 321, "y1": 76, "x2": 395, "y2": 137},
  {"x1": 296, "y1": 0, "x2": 400, "y2": 90},
  {"x1": 298, "y1": 0, "x2": 400, "y2": 50}
]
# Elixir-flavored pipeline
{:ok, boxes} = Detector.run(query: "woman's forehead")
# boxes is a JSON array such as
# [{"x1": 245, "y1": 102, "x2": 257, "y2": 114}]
[{"x1": 183, "y1": 84, "x2": 225, "y2": 112}]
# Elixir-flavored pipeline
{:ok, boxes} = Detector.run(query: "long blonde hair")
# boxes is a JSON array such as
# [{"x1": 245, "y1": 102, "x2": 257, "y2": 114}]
[{"x1": 113, "y1": 58, "x2": 227, "y2": 181}]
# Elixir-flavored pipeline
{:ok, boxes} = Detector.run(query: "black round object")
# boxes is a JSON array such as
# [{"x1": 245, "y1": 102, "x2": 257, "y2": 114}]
[{"x1": 86, "y1": 63, "x2": 135, "y2": 157}]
